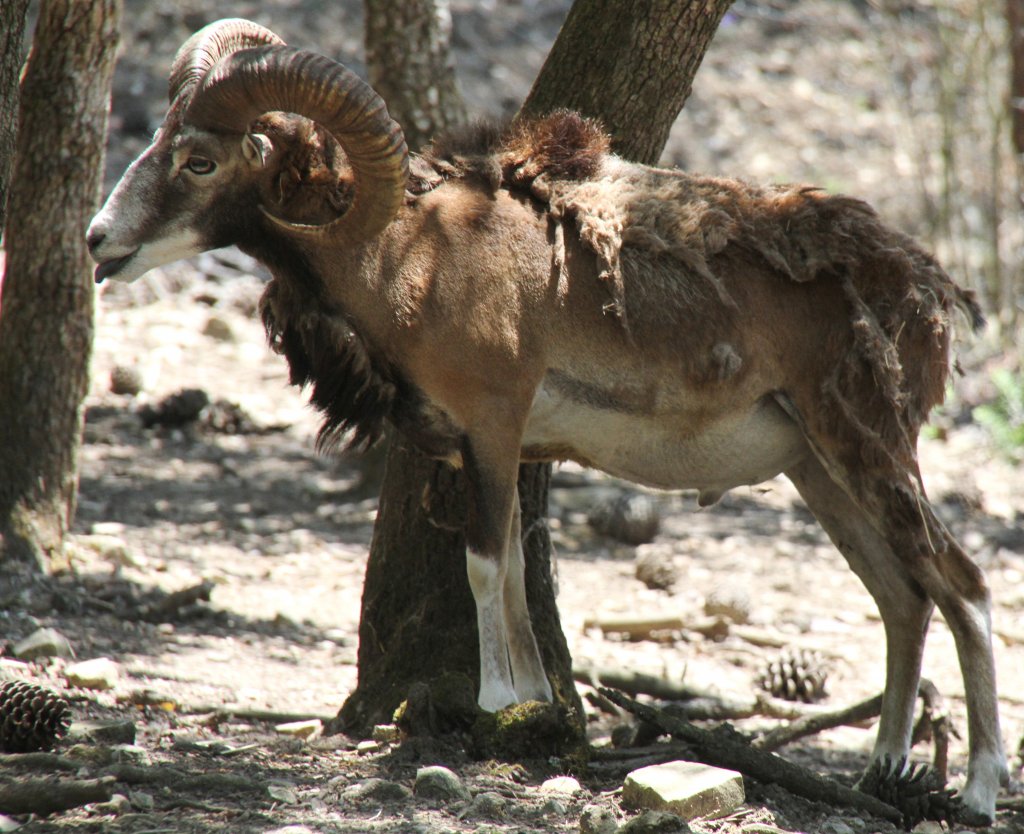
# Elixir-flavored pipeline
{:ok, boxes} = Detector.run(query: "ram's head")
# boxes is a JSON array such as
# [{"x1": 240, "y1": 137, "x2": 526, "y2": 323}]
[{"x1": 88, "y1": 18, "x2": 408, "y2": 283}]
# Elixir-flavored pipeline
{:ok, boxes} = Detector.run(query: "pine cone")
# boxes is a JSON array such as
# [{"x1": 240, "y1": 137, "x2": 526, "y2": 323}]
[
  {"x1": 857, "y1": 754, "x2": 961, "y2": 829},
  {"x1": 756, "y1": 647, "x2": 828, "y2": 703},
  {"x1": 0, "y1": 680, "x2": 72, "y2": 753}
]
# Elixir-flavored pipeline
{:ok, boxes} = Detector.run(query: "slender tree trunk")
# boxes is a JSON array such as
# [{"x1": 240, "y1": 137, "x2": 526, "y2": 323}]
[
  {"x1": 1009, "y1": 0, "x2": 1024, "y2": 158},
  {"x1": 364, "y1": 0, "x2": 466, "y2": 151},
  {"x1": 0, "y1": 0, "x2": 121, "y2": 570},
  {"x1": 0, "y1": 0, "x2": 30, "y2": 233},
  {"x1": 336, "y1": 0, "x2": 734, "y2": 743},
  {"x1": 1008, "y1": 0, "x2": 1024, "y2": 332}
]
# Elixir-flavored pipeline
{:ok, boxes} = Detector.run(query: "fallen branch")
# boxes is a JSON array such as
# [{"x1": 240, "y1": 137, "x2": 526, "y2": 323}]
[
  {"x1": 997, "y1": 796, "x2": 1024, "y2": 812},
  {"x1": 994, "y1": 626, "x2": 1024, "y2": 646},
  {"x1": 600, "y1": 688, "x2": 902, "y2": 825},
  {"x1": 582, "y1": 614, "x2": 843, "y2": 658},
  {"x1": 590, "y1": 742, "x2": 697, "y2": 776},
  {"x1": 0, "y1": 751, "x2": 81, "y2": 772},
  {"x1": 753, "y1": 693, "x2": 883, "y2": 752},
  {"x1": 0, "y1": 776, "x2": 115, "y2": 815},
  {"x1": 573, "y1": 665, "x2": 715, "y2": 702},
  {"x1": 183, "y1": 705, "x2": 335, "y2": 725},
  {"x1": 103, "y1": 763, "x2": 262, "y2": 794},
  {"x1": 583, "y1": 614, "x2": 685, "y2": 638},
  {"x1": 575, "y1": 666, "x2": 841, "y2": 722}
]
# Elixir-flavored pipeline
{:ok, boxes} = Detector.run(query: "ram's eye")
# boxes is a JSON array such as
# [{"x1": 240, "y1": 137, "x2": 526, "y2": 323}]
[{"x1": 185, "y1": 157, "x2": 216, "y2": 175}]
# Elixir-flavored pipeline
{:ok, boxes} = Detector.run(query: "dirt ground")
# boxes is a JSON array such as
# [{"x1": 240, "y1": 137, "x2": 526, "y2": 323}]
[{"x1": 2, "y1": 1, "x2": 1023, "y2": 832}]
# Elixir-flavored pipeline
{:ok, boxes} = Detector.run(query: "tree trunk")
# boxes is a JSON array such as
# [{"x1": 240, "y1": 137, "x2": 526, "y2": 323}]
[
  {"x1": 364, "y1": 0, "x2": 466, "y2": 151},
  {"x1": 1009, "y1": 0, "x2": 1024, "y2": 158},
  {"x1": 335, "y1": 0, "x2": 733, "y2": 744},
  {"x1": 0, "y1": 0, "x2": 30, "y2": 233},
  {"x1": 522, "y1": 0, "x2": 734, "y2": 165},
  {"x1": 0, "y1": 0, "x2": 121, "y2": 570}
]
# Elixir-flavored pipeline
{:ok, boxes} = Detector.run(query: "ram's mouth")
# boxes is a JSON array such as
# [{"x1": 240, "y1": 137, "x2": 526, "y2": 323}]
[{"x1": 94, "y1": 250, "x2": 138, "y2": 283}]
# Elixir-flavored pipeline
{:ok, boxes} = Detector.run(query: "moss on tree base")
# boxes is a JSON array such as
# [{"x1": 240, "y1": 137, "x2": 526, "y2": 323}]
[
  {"x1": 390, "y1": 673, "x2": 588, "y2": 764},
  {"x1": 470, "y1": 700, "x2": 588, "y2": 764}
]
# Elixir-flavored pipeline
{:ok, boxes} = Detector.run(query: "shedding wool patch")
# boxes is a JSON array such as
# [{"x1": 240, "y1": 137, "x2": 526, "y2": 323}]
[{"x1": 415, "y1": 111, "x2": 982, "y2": 492}]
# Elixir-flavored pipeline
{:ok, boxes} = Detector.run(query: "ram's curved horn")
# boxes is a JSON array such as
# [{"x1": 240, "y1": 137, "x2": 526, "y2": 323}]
[
  {"x1": 168, "y1": 18, "x2": 285, "y2": 109},
  {"x1": 183, "y1": 46, "x2": 408, "y2": 245}
]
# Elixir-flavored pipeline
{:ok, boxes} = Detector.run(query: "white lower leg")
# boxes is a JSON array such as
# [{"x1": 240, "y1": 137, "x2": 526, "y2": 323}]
[
  {"x1": 503, "y1": 508, "x2": 552, "y2": 702},
  {"x1": 948, "y1": 600, "x2": 1007, "y2": 825},
  {"x1": 467, "y1": 549, "x2": 516, "y2": 712}
]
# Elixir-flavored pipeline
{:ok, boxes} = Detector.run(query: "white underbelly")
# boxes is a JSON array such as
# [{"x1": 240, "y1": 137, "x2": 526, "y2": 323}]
[{"x1": 521, "y1": 381, "x2": 808, "y2": 491}]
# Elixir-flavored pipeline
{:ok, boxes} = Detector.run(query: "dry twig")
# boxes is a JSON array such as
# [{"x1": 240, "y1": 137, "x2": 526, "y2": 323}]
[{"x1": 753, "y1": 693, "x2": 883, "y2": 752}]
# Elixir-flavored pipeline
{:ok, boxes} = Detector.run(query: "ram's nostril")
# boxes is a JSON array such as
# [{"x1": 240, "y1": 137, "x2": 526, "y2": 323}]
[{"x1": 86, "y1": 230, "x2": 106, "y2": 253}]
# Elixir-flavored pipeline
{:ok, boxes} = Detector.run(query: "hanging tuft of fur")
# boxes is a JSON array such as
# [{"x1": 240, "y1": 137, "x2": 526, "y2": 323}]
[{"x1": 260, "y1": 281, "x2": 396, "y2": 453}]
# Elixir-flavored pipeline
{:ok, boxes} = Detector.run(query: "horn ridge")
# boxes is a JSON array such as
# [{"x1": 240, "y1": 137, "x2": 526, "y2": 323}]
[
  {"x1": 168, "y1": 18, "x2": 284, "y2": 108},
  {"x1": 184, "y1": 45, "x2": 408, "y2": 245}
]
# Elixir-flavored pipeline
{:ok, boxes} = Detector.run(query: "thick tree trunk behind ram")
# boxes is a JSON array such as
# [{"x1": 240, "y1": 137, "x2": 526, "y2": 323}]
[{"x1": 335, "y1": 0, "x2": 734, "y2": 746}]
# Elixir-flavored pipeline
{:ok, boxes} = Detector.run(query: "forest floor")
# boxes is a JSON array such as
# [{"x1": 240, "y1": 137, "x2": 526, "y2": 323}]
[{"x1": 2, "y1": 1, "x2": 1023, "y2": 832}]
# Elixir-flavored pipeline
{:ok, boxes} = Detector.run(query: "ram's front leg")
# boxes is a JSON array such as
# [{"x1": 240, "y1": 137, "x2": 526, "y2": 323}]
[
  {"x1": 503, "y1": 488, "x2": 554, "y2": 703},
  {"x1": 461, "y1": 432, "x2": 525, "y2": 712}
]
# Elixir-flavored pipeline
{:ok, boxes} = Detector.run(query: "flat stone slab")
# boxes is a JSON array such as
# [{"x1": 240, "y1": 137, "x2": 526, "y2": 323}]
[
  {"x1": 623, "y1": 760, "x2": 744, "y2": 821},
  {"x1": 65, "y1": 657, "x2": 119, "y2": 690}
]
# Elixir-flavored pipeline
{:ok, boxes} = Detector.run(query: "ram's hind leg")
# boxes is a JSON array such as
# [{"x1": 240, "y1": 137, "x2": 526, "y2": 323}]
[
  {"x1": 786, "y1": 456, "x2": 932, "y2": 778},
  {"x1": 782, "y1": 412, "x2": 1007, "y2": 825}
]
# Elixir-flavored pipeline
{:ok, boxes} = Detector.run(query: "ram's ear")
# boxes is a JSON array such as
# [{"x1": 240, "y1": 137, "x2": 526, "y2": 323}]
[{"x1": 242, "y1": 133, "x2": 273, "y2": 167}]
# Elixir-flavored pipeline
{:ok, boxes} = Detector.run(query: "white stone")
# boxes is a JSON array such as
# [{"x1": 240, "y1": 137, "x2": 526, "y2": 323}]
[
  {"x1": 274, "y1": 719, "x2": 321, "y2": 739},
  {"x1": 414, "y1": 765, "x2": 471, "y2": 802},
  {"x1": 540, "y1": 776, "x2": 584, "y2": 795},
  {"x1": 14, "y1": 627, "x2": 74, "y2": 660},
  {"x1": 267, "y1": 784, "x2": 298, "y2": 804},
  {"x1": 65, "y1": 657, "x2": 119, "y2": 690},
  {"x1": 622, "y1": 760, "x2": 744, "y2": 821},
  {"x1": 76, "y1": 534, "x2": 138, "y2": 567}
]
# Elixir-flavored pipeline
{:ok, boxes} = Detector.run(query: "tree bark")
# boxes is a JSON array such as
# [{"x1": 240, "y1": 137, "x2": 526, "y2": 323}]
[
  {"x1": 0, "y1": 0, "x2": 30, "y2": 233},
  {"x1": 0, "y1": 0, "x2": 121, "y2": 570},
  {"x1": 522, "y1": 0, "x2": 734, "y2": 165},
  {"x1": 1009, "y1": 0, "x2": 1024, "y2": 157},
  {"x1": 364, "y1": 0, "x2": 466, "y2": 151},
  {"x1": 336, "y1": 0, "x2": 733, "y2": 742}
]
